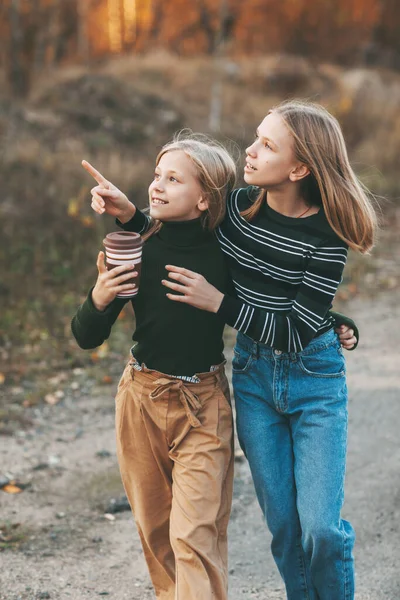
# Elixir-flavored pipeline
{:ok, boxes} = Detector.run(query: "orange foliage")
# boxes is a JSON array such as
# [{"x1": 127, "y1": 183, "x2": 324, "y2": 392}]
[{"x1": 0, "y1": 0, "x2": 399, "y2": 95}]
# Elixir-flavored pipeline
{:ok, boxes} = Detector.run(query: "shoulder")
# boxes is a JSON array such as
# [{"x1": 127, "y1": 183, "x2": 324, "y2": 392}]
[
  {"x1": 227, "y1": 186, "x2": 260, "y2": 211},
  {"x1": 308, "y1": 209, "x2": 348, "y2": 249}
]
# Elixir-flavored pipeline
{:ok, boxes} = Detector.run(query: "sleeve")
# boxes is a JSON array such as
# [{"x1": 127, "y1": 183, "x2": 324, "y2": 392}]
[
  {"x1": 217, "y1": 239, "x2": 348, "y2": 352},
  {"x1": 71, "y1": 287, "x2": 129, "y2": 350},
  {"x1": 329, "y1": 310, "x2": 359, "y2": 350},
  {"x1": 116, "y1": 208, "x2": 152, "y2": 234}
]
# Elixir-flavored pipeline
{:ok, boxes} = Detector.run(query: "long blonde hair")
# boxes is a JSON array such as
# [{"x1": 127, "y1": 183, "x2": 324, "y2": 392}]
[
  {"x1": 143, "y1": 132, "x2": 237, "y2": 240},
  {"x1": 242, "y1": 100, "x2": 378, "y2": 253}
]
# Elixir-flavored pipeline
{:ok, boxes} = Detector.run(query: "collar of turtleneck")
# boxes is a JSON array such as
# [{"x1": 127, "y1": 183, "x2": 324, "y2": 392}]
[{"x1": 157, "y1": 218, "x2": 212, "y2": 247}]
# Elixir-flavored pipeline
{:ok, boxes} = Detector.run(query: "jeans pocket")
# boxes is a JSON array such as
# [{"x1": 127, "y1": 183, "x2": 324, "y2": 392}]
[
  {"x1": 232, "y1": 346, "x2": 254, "y2": 373},
  {"x1": 298, "y1": 343, "x2": 346, "y2": 378}
]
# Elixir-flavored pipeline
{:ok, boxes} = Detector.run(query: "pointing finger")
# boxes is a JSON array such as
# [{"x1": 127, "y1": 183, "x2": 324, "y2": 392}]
[{"x1": 82, "y1": 160, "x2": 110, "y2": 189}]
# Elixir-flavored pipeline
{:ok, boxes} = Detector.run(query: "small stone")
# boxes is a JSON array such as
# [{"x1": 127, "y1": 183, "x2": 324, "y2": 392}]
[
  {"x1": 234, "y1": 448, "x2": 245, "y2": 462},
  {"x1": 75, "y1": 427, "x2": 84, "y2": 439},
  {"x1": 56, "y1": 512, "x2": 66, "y2": 519},
  {"x1": 33, "y1": 462, "x2": 49, "y2": 471},
  {"x1": 0, "y1": 475, "x2": 10, "y2": 488},
  {"x1": 92, "y1": 536, "x2": 103, "y2": 543},
  {"x1": 37, "y1": 593, "x2": 51, "y2": 599},
  {"x1": 96, "y1": 450, "x2": 111, "y2": 458},
  {"x1": 106, "y1": 495, "x2": 131, "y2": 514}
]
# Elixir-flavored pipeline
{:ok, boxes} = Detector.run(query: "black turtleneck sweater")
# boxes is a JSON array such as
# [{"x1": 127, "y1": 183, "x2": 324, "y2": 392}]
[{"x1": 71, "y1": 215, "x2": 233, "y2": 376}]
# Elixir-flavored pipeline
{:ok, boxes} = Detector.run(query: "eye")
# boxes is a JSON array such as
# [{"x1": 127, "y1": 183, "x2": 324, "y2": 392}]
[
  {"x1": 169, "y1": 176, "x2": 178, "y2": 182},
  {"x1": 264, "y1": 142, "x2": 272, "y2": 150},
  {"x1": 154, "y1": 172, "x2": 160, "y2": 179}
]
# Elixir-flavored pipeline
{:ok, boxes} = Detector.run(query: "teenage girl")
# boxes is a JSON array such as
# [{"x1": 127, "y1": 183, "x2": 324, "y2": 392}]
[
  {"x1": 157, "y1": 101, "x2": 377, "y2": 600},
  {"x1": 72, "y1": 136, "x2": 237, "y2": 600}
]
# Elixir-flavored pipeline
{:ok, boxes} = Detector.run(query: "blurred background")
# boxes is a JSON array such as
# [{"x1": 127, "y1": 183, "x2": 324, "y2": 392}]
[
  {"x1": 0, "y1": 0, "x2": 399, "y2": 421},
  {"x1": 1, "y1": 3, "x2": 400, "y2": 598}
]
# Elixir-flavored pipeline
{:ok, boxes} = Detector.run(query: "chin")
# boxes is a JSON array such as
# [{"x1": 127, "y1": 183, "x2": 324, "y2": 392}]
[
  {"x1": 244, "y1": 172, "x2": 259, "y2": 185},
  {"x1": 149, "y1": 207, "x2": 163, "y2": 219}
]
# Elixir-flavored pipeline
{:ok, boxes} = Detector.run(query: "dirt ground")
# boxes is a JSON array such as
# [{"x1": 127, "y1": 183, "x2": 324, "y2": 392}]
[{"x1": 1, "y1": 293, "x2": 399, "y2": 600}]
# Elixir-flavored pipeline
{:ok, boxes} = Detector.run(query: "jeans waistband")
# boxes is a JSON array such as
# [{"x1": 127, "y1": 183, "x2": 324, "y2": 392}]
[{"x1": 236, "y1": 327, "x2": 339, "y2": 358}]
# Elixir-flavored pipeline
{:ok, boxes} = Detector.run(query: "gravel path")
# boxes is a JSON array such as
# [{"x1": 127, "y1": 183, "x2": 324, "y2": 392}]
[{"x1": 1, "y1": 294, "x2": 399, "y2": 600}]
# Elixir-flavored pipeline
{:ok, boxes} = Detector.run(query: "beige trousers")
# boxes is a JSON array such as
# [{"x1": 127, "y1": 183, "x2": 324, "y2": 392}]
[{"x1": 115, "y1": 360, "x2": 234, "y2": 600}]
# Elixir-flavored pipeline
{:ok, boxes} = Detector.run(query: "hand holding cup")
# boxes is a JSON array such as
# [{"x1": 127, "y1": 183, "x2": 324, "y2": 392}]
[
  {"x1": 82, "y1": 160, "x2": 136, "y2": 224},
  {"x1": 92, "y1": 251, "x2": 138, "y2": 312}
]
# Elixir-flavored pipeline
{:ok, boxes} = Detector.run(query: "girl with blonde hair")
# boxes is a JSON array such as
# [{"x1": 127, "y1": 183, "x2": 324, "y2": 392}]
[
  {"x1": 72, "y1": 135, "x2": 237, "y2": 599},
  {"x1": 157, "y1": 101, "x2": 377, "y2": 599}
]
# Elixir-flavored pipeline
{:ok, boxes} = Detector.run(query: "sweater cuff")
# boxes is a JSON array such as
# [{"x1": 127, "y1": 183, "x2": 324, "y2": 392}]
[
  {"x1": 116, "y1": 208, "x2": 149, "y2": 234},
  {"x1": 217, "y1": 294, "x2": 243, "y2": 329},
  {"x1": 82, "y1": 287, "x2": 123, "y2": 319}
]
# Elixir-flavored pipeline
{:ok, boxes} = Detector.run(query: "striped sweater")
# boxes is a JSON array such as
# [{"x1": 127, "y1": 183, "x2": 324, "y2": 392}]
[
  {"x1": 216, "y1": 186, "x2": 348, "y2": 351},
  {"x1": 118, "y1": 186, "x2": 349, "y2": 353}
]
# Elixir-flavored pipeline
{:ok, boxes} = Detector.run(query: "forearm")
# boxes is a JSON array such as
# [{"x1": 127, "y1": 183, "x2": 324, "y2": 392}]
[
  {"x1": 117, "y1": 202, "x2": 136, "y2": 224},
  {"x1": 71, "y1": 288, "x2": 127, "y2": 349}
]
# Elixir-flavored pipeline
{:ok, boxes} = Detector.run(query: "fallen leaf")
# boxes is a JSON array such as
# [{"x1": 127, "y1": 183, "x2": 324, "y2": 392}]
[
  {"x1": 0, "y1": 373, "x2": 5, "y2": 385},
  {"x1": 102, "y1": 375, "x2": 113, "y2": 384},
  {"x1": 2, "y1": 484, "x2": 23, "y2": 494}
]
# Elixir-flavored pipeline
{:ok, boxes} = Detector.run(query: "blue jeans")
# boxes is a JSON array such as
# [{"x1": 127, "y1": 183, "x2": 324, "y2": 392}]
[{"x1": 232, "y1": 328, "x2": 355, "y2": 600}]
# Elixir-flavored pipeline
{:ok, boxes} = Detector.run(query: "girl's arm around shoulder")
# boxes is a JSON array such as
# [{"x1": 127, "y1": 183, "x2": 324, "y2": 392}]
[
  {"x1": 217, "y1": 235, "x2": 349, "y2": 352},
  {"x1": 71, "y1": 288, "x2": 128, "y2": 350}
]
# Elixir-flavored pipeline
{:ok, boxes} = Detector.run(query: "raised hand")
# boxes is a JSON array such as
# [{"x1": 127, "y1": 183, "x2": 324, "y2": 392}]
[
  {"x1": 82, "y1": 160, "x2": 136, "y2": 223},
  {"x1": 92, "y1": 251, "x2": 138, "y2": 311}
]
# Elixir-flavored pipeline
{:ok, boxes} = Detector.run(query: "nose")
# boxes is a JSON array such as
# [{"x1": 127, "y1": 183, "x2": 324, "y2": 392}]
[
  {"x1": 246, "y1": 142, "x2": 256, "y2": 157},
  {"x1": 150, "y1": 178, "x2": 164, "y2": 192}
]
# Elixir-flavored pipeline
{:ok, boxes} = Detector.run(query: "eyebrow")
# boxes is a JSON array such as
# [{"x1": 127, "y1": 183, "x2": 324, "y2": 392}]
[
  {"x1": 256, "y1": 129, "x2": 278, "y2": 150},
  {"x1": 155, "y1": 166, "x2": 183, "y2": 178}
]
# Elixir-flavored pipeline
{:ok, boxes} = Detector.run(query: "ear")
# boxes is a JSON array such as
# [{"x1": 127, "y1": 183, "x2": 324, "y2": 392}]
[
  {"x1": 197, "y1": 196, "x2": 209, "y2": 213},
  {"x1": 289, "y1": 163, "x2": 310, "y2": 182}
]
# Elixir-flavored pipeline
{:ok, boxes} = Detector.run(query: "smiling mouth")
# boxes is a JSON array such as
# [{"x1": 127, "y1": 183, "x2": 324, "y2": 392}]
[
  {"x1": 152, "y1": 198, "x2": 168, "y2": 205},
  {"x1": 245, "y1": 162, "x2": 257, "y2": 171}
]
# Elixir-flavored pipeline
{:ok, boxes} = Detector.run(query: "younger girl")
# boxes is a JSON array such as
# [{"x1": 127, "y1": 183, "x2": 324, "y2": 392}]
[
  {"x1": 72, "y1": 136, "x2": 237, "y2": 600},
  {"x1": 158, "y1": 101, "x2": 377, "y2": 599}
]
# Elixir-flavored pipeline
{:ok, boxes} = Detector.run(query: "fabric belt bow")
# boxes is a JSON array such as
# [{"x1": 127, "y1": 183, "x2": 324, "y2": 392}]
[{"x1": 149, "y1": 378, "x2": 202, "y2": 428}]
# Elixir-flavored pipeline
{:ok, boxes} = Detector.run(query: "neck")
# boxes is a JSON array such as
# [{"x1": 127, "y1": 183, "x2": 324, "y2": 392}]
[{"x1": 265, "y1": 185, "x2": 311, "y2": 218}]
